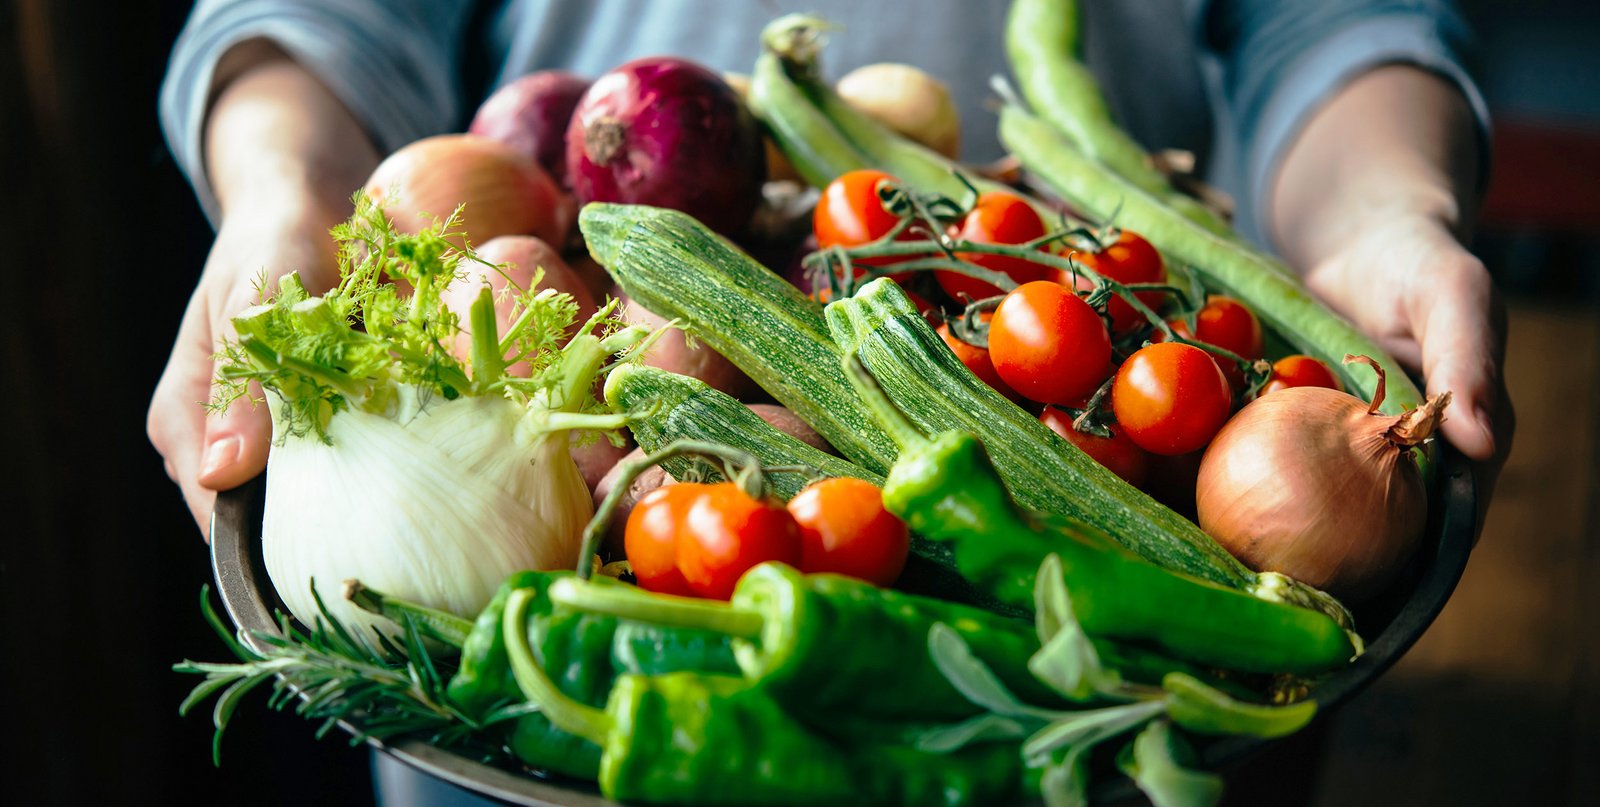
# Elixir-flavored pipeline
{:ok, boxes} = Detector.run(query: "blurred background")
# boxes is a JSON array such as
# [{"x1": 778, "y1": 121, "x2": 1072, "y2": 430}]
[{"x1": 1, "y1": 1, "x2": 1594, "y2": 804}]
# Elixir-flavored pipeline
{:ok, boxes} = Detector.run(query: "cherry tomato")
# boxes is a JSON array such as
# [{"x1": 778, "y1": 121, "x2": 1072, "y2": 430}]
[
  {"x1": 936, "y1": 312, "x2": 1018, "y2": 399},
  {"x1": 1163, "y1": 295, "x2": 1263, "y2": 389},
  {"x1": 988, "y1": 281, "x2": 1112, "y2": 405},
  {"x1": 676, "y1": 483, "x2": 803, "y2": 600},
  {"x1": 1039, "y1": 405, "x2": 1149, "y2": 487},
  {"x1": 814, "y1": 169, "x2": 899, "y2": 248},
  {"x1": 786, "y1": 477, "x2": 909, "y2": 586},
  {"x1": 1112, "y1": 342, "x2": 1232, "y2": 456},
  {"x1": 623, "y1": 482, "x2": 711, "y2": 596},
  {"x1": 1259, "y1": 354, "x2": 1344, "y2": 396},
  {"x1": 1067, "y1": 230, "x2": 1165, "y2": 334},
  {"x1": 937, "y1": 192, "x2": 1051, "y2": 302}
]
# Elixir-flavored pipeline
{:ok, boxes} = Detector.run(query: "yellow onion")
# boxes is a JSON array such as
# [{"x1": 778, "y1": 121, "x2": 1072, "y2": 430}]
[
  {"x1": 364, "y1": 134, "x2": 574, "y2": 247},
  {"x1": 836, "y1": 63, "x2": 961, "y2": 159},
  {"x1": 1195, "y1": 356, "x2": 1450, "y2": 600}
]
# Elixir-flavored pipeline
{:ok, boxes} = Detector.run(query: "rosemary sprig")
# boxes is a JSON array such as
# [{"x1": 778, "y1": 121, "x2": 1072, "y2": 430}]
[{"x1": 175, "y1": 585, "x2": 475, "y2": 766}]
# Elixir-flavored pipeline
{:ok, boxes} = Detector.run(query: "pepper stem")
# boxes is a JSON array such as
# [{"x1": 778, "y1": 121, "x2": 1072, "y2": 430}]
[
  {"x1": 575, "y1": 439, "x2": 771, "y2": 580},
  {"x1": 502, "y1": 588, "x2": 612, "y2": 744},
  {"x1": 547, "y1": 578, "x2": 765, "y2": 642},
  {"x1": 342, "y1": 580, "x2": 474, "y2": 647}
]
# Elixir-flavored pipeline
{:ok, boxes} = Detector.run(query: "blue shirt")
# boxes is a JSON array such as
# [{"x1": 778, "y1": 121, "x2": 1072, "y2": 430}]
[{"x1": 161, "y1": 0, "x2": 1488, "y2": 246}]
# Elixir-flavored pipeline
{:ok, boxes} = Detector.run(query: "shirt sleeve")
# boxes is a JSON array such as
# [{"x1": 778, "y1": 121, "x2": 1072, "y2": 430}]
[
  {"x1": 158, "y1": 0, "x2": 477, "y2": 225},
  {"x1": 1201, "y1": 0, "x2": 1491, "y2": 246}
]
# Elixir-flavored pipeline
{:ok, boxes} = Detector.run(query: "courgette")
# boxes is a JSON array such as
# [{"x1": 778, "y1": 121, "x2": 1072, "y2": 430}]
[
  {"x1": 604, "y1": 363, "x2": 877, "y2": 499},
  {"x1": 604, "y1": 362, "x2": 1013, "y2": 612},
  {"x1": 580, "y1": 203, "x2": 899, "y2": 474},
  {"x1": 826, "y1": 278, "x2": 1352, "y2": 624}
]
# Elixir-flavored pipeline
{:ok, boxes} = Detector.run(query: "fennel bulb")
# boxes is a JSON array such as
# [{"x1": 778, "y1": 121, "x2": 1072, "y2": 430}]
[{"x1": 213, "y1": 200, "x2": 648, "y2": 637}]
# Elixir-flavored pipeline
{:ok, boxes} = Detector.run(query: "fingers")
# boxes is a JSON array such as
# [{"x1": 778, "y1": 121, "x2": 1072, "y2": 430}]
[
  {"x1": 147, "y1": 288, "x2": 225, "y2": 535},
  {"x1": 1408, "y1": 253, "x2": 1505, "y2": 462}
]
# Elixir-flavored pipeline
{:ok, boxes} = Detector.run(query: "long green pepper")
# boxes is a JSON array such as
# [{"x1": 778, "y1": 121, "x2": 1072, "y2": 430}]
[
  {"x1": 548, "y1": 563, "x2": 1061, "y2": 720},
  {"x1": 839, "y1": 340, "x2": 1358, "y2": 675},
  {"x1": 368, "y1": 571, "x2": 739, "y2": 780},
  {"x1": 501, "y1": 589, "x2": 1026, "y2": 806}
]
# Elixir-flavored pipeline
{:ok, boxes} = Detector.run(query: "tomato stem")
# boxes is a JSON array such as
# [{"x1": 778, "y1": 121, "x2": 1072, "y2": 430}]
[{"x1": 575, "y1": 438, "x2": 772, "y2": 581}]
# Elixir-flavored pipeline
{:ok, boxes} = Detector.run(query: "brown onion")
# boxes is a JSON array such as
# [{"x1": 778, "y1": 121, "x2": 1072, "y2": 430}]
[
  {"x1": 1195, "y1": 355, "x2": 1450, "y2": 601},
  {"x1": 364, "y1": 134, "x2": 574, "y2": 247}
]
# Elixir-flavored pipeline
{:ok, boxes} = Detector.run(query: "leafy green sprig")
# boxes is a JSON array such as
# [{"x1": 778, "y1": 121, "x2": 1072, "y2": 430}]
[
  {"x1": 209, "y1": 196, "x2": 644, "y2": 443},
  {"x1": 175, "y1": 585, "x2": 524, "y2": 767}
]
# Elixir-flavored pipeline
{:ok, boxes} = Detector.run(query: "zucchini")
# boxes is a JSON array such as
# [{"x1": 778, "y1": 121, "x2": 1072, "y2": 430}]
[
  {"x1": 604, "y1": 363, "x2": 877, "y2": 499},
  {"x1": 580, "y1": 203, "x2": 899, "y2": 474},
  {"x1": 605, "y1": 362, "x2": 1014, "y2": 612},
  {"x1": 826, "y1": 278, "x2": 1351, "y2": 623}
]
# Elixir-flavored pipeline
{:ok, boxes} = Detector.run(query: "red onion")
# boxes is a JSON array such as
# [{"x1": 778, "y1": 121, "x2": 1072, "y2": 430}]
[
  {"x1": 566, "y1": 57, "x2": 765, "y2": 237},
  {"x1": 1195, "y1": 356, "x2": 1451, "y2": 600},
  {"x1": 469, "y1": 71, "x2": 592, "y2": 188}
]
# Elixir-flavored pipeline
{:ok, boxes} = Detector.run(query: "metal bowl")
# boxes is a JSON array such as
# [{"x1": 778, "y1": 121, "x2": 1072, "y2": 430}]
[{"x1": 209, "y1": 447, "x2": 1476, "y2": 805}]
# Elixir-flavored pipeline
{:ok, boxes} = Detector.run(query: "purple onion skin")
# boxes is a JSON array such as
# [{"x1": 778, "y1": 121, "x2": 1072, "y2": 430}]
[
  {"x1": 566, "y1": 57, "x2": 766, "y2": 237},
  {"x1": 470, "y1": 70, "x2": 592, "y2": 188}
]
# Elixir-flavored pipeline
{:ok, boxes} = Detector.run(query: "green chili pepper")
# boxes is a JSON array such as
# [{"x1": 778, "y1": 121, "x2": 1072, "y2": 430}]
[
  {"x1": 844, "y1": 360, "x2": 1357, "y2": 676},
  {"x1": 550, "y1": 562, "x2": 1063, "y2": 721},
  {"x1": 502, "y1": 589, "x2": 1026, "y2": 806},
  {"x1": 359, "y1": 571, "x2": 739, "y2": 780}
]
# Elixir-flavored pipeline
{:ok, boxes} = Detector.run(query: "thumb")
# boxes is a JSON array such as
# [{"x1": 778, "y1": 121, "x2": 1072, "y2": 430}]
[{"x1": 196, "y1": 387, "x2": 274, "y2": 491}]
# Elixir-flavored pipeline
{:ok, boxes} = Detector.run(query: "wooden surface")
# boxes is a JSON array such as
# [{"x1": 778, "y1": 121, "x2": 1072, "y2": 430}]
[{"x1": 1310, "y1": 300, "x2": 1600, "y2": 806}]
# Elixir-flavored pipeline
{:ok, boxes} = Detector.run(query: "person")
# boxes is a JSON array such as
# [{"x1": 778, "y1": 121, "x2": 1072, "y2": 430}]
[
  {"x1": 150, "y1": 2, "x2": 1511, "y2": 802},
  {"x1": 150, "y1": 1, "x2": 1510, "y2": 538}
]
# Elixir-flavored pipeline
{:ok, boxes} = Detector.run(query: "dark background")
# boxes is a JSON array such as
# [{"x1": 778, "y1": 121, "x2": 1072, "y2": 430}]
[{"x1": 1, "y1": 1, "x2": 1596, "y2": 805}]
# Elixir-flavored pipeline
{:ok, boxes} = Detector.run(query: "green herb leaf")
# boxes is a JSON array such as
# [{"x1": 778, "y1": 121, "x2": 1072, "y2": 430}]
[
  {"x1": 913, "y1": 713, "x2": 1037, "y2": 754},
  {"x1": 1163, "y1": 672, "x2": 1316, "y2": 738},
  {"x1": 1029, "y1": 554, "x2": 1119, "y2": 700},
  {"x1": 1038, "y1": 745, "x2": 1091, "y2": 807},
  {"x1": 1023, "y1": 698, "x2": 1167, "y2": 762},
  {"x1": 927, "y1": 623, "x2": 1060, "y2": 721},
  {"x1": 1116, "y1": 720, "x2": 1224, "y2": 807}
]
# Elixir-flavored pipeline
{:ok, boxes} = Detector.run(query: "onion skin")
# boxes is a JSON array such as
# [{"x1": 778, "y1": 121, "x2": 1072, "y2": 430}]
[
  {"x1": 836, "y1": 62, "x2": 962, "y2": 159},
  {"x1": 469, "y1": 70, "x2": 593, "y2": 188},
  {"x1": 365, "y1": 134, "x2": 573, "y2": 246},
  {"x1": 566, "y1": 57, "x2": 766, "y2": 238},
  {"x1": 615, "y1": 284, "x2": 754, "y2": 398},
  {"x1": 1196, "y1": 383, "x2": 1450, "y2": 601}
]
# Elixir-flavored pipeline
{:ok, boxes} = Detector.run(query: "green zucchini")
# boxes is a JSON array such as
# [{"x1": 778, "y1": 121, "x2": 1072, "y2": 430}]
[
  {"x1": 604, "y1": 362, "x2": 1014, "y2": 612},
  {"x1": 604, "y1": 363, "x2": 877, "y2": 499},
  {"x1": 580, "y1": 203, "x2": 899, "y2": 474},
  {"x1": 826, "y1": 278, "x2": 1352, "y2": 624}
]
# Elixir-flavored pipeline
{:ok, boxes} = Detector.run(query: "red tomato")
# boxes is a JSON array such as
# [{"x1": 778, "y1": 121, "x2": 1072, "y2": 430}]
[
  {"x1": 1067, "y1": 230, "x2": 1165, "y2": 334},
  {"x1": 1112, "y1": 342, "x2": 1232, "y2": 456},
  {"x1": 814, "y1": 169, "x2": 899, "y2": 248},
  {"x1": 936, "y1": 312, "x2": 1018, "y2": 399},
  {"x1": 988, "y1": 281, "x2": 1112, "y2": 405},
  {"x1": 937, "y1": 192, "x2": 1052, "y2": 302},
  {"x1": 1163, "y1": 295, "x2": 1264, "y2": 389},
  {"x1": 787, "y1": 477, "x2": 909, "y2": 586},
  {"x1": 1259, "y1": 354, "x2": 1344, "y2": 396},
  {"x1": 623, "y1": 483, "x2": 711, "y2": 596},
  {"x1": 676, "y1": 483, "x2": 803, "y2": 600},
  {"x1": 1039, "y1": 406, "x2": 1150, "y2": 487}
]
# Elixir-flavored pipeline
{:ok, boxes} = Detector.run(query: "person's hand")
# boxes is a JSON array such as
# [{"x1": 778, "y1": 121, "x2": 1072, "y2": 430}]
[
  {"x1": 1269, "y1": 65, "x2": 1513, "y2": 527},
  {"x1": 1301, "y1": 210, "x2": 1514, "y2": 510},
  {"x1": 148, "y1": 43, "x2": 378, "y2": 536},
  {"x1": 147, "y1": 198, "x2": 341, "y2": 533}
]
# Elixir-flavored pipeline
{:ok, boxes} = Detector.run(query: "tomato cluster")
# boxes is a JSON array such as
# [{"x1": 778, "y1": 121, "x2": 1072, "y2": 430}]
[
  {"x1": 809, "y1": 170, "x2": 1345, "y2": 509},
  {"x1": 625, "y1": 476, "x2": 909, "y2": 599}
]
